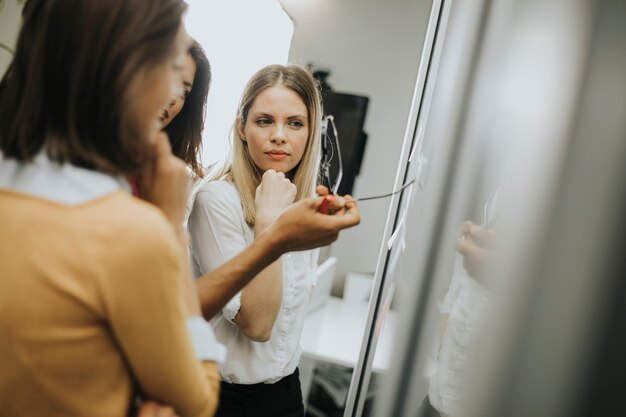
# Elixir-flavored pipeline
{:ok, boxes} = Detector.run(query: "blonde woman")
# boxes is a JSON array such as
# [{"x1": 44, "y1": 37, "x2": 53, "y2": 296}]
[{"x1": 188, "y1": 64, "x2": 324, "y2": 417}]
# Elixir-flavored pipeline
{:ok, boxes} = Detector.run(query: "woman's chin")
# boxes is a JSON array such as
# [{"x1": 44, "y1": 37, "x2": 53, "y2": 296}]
[{"x1": 262, "y1": 164, "x2": 293, "y2": 174}]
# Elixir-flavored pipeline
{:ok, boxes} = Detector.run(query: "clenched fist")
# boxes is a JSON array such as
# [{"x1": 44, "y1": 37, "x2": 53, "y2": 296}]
[{"x1": 255, "y1": 169, "x2": 297, "y2": 231}]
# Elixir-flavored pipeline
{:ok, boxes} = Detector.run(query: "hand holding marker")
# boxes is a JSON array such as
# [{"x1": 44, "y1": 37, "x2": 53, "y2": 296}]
[{"x1": 317, "y1": 180, "x2": 416, "y2": 214}]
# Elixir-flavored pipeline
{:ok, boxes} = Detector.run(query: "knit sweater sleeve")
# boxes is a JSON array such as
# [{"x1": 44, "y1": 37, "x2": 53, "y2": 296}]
[{"x1": 99, "y1": 204, "x2": 219, "y2": 417}]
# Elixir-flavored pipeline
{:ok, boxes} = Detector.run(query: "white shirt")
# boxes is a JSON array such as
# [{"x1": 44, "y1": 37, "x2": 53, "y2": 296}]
[
  {"x1": 0, "y1": 152, "x2": 225, "y2": 363},
  {"x1": 427, "y1": 256, "x2": 491, "y2": 416},
  {"x1": 427, "y1": 178, "x2": 504, "y2": 416},
  {"x1": 0, "y1": 152, "x2": 130, "y2": 204},
  {"x1": 188, "y1": 180, "x2": 319, "y2": 384}
]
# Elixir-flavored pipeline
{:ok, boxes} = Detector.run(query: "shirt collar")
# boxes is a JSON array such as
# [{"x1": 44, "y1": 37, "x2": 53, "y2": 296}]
[{"x1": 0, "y1": 152, "x2": 131, "y2": 204}]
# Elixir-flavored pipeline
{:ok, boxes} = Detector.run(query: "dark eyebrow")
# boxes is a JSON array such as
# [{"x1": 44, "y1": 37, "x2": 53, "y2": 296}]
[{"x1": 251, "y1": 112, "x2": 307, "y2": 120}]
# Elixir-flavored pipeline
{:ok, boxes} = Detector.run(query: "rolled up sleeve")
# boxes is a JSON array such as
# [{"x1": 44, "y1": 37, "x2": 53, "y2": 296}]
[{"x1": 188, "y1": 181, "x2": 252, "y2": 323}]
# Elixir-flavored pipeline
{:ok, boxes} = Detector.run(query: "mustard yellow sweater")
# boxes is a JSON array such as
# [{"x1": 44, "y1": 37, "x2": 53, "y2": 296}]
[{"x1": 0, "y1": 189, "x2": 219, "y2": 417}]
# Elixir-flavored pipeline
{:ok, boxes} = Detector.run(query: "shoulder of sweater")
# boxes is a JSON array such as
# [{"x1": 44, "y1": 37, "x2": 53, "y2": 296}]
[{"x1": 96, "y1": 192, "x2": 178, "y2": 244}]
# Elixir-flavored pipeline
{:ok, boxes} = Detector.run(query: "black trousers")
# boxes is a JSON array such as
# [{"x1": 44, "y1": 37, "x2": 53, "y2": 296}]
[{"x1": 214, "y1": 368, "x2": 304, "y2": 417}]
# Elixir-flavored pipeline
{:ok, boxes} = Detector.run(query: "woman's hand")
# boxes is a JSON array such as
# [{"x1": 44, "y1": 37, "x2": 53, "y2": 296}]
[
  {"x1": 266, "y1": 192, "x2": 361, "y2": 253},
  {"x1": 254, "y1": 169, "x2": 297, "y2": 232},
  {"x1": 138, "y1": 133, "x2": 199, "y2": 316},
  {"x1": 138, "y1": 132, "x2": 190, "y2": 227},
  {"x1": 136, "y1": 401, "x2": 180, "y2": 417},
  {"x1": 315, "y1": 185, "x2": 348, "y2": 214},
  {"x1": 456, "y1": 221, "x2": 496, "y2": 281}
]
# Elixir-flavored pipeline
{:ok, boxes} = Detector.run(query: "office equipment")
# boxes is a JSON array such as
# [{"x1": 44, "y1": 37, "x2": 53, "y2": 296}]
[{"x1": 318, "y1": 88, "x2": 369, "y2": 196}]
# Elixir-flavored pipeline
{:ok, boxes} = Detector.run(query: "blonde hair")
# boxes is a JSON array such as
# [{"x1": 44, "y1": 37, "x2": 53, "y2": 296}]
[{"x1": 214, "y1": 64, "x2": 322, "y2": 226}]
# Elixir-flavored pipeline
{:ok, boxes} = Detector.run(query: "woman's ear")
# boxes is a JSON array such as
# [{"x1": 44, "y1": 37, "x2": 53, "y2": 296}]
[{"x1": 236, "y1": 116, "x2": 246, "y2": 142}]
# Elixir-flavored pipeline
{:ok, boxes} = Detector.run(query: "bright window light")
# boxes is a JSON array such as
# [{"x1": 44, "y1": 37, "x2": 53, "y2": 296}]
[{"x1": 184, "y1": 0, "x2": 294, "y2": 169}]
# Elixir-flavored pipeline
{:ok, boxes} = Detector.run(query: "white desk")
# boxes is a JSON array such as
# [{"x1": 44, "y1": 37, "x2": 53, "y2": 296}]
[{"x1": 300, "y1": 296, "x2": 397, "y2": 372}]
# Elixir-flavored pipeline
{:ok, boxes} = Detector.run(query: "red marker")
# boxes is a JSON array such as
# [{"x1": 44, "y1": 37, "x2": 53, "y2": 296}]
[{"x1": 318, "y1": 195, "x2": 334, "y2": 214}]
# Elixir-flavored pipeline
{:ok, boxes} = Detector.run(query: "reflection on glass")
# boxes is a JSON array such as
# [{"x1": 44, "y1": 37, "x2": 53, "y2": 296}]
[
  {"x1": 284, "y1": 0, "x2": 435, "y2": 413},
  {"x1": 424, "y1": 197, "x2": 501, "y2": 416}
]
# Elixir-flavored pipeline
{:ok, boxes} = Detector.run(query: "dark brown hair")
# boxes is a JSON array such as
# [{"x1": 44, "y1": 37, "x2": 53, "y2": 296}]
[
  {"x1": 0, "y1": 0, "x2": 187, "y2": 174},
  {"x1": 164, "y1": 40, "x2": 211, "y2": 178}
]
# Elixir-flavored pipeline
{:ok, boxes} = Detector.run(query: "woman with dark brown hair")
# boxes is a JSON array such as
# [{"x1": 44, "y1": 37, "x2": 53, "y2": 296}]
[
  {"x1": 161, "y1": 40, "x2": 211, "y2": 179},
  {"x1": 127, "y1": 40, "x2": 209, "y2": 197},
  {"x1": 0, "y1": 0, "x2": 223, "y2": 416}
]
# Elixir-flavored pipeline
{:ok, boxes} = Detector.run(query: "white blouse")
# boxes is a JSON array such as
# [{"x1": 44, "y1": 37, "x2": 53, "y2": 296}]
[
  {"x1": 427, "y1": 256, "x2": 491, "y2": 416},
  {"x1": 0, "y1": 151, "x2": 129, "y2": 204},
  {"x1": 188, "y1": 180, "x2": 319, "y2": 384},
  {"x1": 428, "y1": 181, "x2": 502, "y2": 415}
]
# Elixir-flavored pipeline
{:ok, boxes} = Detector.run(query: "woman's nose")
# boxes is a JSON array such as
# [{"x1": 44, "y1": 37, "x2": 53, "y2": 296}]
[
  {"x1": 270, "y1": 136, "x2": 287, "y2": 144},
  {"x1": 270, "y1": 126, "x2": 287, "y2": 144}
]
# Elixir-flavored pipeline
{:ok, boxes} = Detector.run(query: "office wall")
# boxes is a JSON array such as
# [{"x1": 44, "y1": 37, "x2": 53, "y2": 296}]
[
  {"x1": 280, "y1": 0, "x2": 431, "y2": 291},
  {"x1": 0, "y1": 0, "x2": 22, "y2": 77}
]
